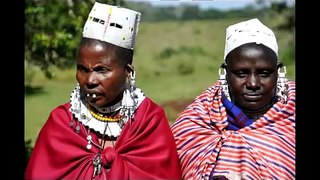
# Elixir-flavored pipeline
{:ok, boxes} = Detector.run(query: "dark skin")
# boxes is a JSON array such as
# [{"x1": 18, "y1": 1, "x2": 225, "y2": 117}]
[
  {"x1": 225, "y1": 43, "x2": 279, "y2": 111},
  {"x1": 76, "y1": 38, "x2": 133, "y2": 110},
  {"x1": 76, "y1": 38, "x2": 134, "y2": 147}
]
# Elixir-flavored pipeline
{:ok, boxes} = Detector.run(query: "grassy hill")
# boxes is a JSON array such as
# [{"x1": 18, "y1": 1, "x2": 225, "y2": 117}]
[{"x1": 25, "y1": 18, "x2": 295, "y2": 146}]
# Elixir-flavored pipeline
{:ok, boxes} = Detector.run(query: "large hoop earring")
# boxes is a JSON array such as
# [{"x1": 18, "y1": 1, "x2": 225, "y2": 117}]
[
  {"x1": 276, "y1": 65, "x2": 288, "y2": 103},
  {"x1": 218, "y1": 64, "x2": 231, "y2": 101}
]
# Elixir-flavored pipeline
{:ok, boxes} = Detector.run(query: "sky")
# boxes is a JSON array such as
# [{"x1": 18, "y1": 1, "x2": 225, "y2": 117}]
[{"x1": 127, "y1": 0, "x2": 295, "y2": 10}]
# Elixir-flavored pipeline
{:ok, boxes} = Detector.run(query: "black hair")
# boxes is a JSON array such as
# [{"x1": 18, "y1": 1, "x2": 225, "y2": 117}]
[{"x1": 79, "y1": 37, "x2": 134, "y2": 67}]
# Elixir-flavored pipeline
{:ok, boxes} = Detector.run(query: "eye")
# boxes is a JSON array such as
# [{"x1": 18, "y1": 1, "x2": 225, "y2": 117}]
[
  {"x1": 233, "y1": 70, "x2": 248, "y2": 78},
  {"x1": 259, "y1": 70, "x2": 274, "y2": 77},
  {"x1": 77, "y1": 65, "x2": 89, "y2": 73},
  {"x1": 93, "y1": 66, "x2": 109, "y2": 73}
]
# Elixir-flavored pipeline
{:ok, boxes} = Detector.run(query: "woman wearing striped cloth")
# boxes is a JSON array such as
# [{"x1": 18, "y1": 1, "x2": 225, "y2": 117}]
[{"x1": 171, "y1": 18, "x2": 295, "y2": 180}]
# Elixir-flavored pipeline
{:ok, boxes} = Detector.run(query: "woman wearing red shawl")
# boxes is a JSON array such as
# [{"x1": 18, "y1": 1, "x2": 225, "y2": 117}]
[
  {"x1": 171, "y1": 18, "x2": 295, "y2": 180},
  {"x1": 25, "y1": 2, "x2": 182, "y2": 180}
]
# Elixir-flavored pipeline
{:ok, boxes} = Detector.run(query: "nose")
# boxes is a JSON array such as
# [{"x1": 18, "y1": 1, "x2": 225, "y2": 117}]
[
  {"x1": 86, "y1": 72, "x2": 99, "y2": 89},
  {"x1": 246, "y1": 74, "x2": 260, "y2": 90}
]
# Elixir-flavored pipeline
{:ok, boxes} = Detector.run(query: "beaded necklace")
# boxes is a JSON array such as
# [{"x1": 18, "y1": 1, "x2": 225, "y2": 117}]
[
  {"x1": 69, "y1": 83, "x2": 146, "y2": 178},
  {"x1": 88, "y1": 104, "x2": 123, "y2": 122},
  {"x1": 69, "y1": 85, "x2": 124, "y2": 137},
  {"x1": 69, "y1": 84, "x2": 146, "y2": 136}
]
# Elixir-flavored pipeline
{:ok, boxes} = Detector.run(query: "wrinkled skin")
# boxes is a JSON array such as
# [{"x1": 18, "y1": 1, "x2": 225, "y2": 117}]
[
  {"x1": 226, "y1": 44, "x2": 278, "y2": 110},
  {"x1": 76, "y1": 38, "x2": 133, "y2": 108}
]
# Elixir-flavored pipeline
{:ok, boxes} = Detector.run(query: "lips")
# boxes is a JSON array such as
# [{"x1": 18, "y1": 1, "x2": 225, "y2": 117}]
[
  {"x1": 243, "y1": 93, "x2": 262, "y2": 101},
  {"x1": 84, "y1": 91, "x2": 101, "y2": 100},
  {"x1": 86, "y1": 93, "x2": 97, "y2": 98}
]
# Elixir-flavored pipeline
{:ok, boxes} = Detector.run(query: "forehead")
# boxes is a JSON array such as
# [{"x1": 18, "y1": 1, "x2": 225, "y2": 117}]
[
  {"x1": 78, "y1": 38, "x2": 118, "y2": 57},
  {"x1": 77, "y1": 39, "x2": 118, "y2": 62},
  {"x1": 226, "y1": 43, "x2": 277, "y2": 65},
  {"x1": 80, "y1": 38, "x2": 114, "y2": 49}
]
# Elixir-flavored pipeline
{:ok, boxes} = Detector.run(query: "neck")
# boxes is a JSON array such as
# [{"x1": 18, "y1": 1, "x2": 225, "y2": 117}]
[
  {"x1": 92, "y1": 100, "x2": 122, "y2": 114},
  {"x1": 238, "y1": 97, "x2": 277, "y2": 120}
]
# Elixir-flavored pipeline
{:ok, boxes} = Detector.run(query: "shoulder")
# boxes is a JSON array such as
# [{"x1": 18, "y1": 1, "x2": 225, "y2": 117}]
[
  {"x1": 37, "y1": 102, "x2": 72, "y2": 136},
  {"x1": 134, "y1": 97, "x2": 169, "y2": 123},
  {"x1": 133, "y1": 97, "x2": 171, "y2": 129},
  {"x1": 286, "y1": 80, "x2": 295, "y2": 87},
  {"x1": 285, "y1": 80, "x2": 295, "y2": 94},
  {"x1": 138, "y1": 97, "x2": 165, "y2": 113},
  {"x1": 44, "y1": 102, "x2": 72, "y2": 127},
  {"x1": 49, "y1": 102, "x2": 71, "y2": 116},
  {"x1": 192, "y1": 81, "x2": 221, "y2": 103}
]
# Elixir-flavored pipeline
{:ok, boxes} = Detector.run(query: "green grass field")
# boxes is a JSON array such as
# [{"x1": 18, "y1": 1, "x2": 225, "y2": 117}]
[{"x1": 25, "y1": 18, "x2": 295, "y2": 146}]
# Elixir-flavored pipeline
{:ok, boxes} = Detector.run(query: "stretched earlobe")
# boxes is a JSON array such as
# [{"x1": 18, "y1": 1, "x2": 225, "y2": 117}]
[
  {"x1": 218, "y1": 64, "x2": 231, "y2": 101},
  {"x1": 277, "y1": 62, "x2": 283, "y2": 69},
  {"x1": 126, "y1": 64, "x2": 134, "y2": 75},
  {"x1": 121, "y1": 69, "x2": 138, "y2": 124},
  {"x1": 276, "y1": 64, "x2": 288, "y2": 103},
  {"x1": 220, "y1": 63, "x2": 227, "y2": 69}
]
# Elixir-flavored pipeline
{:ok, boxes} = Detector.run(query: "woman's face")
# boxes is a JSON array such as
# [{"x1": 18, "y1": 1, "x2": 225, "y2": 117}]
[
  {"x1": 226, "y1": 45, "x2": 278, "y2": 110},
  {"x1": 76, "y1": 40, "x2": 129, "y2": 108}
]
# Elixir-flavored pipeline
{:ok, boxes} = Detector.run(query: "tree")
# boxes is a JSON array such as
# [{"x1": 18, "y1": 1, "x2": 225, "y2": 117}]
[
  {"x1": 25, "y1": 0, "x2": 126, "y2": 84},
  {"x1": 180, "y1": 5, "x2": 200, "y2": 20}
]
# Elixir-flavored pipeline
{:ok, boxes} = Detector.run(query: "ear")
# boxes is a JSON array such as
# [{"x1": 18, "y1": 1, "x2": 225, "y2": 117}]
[
  {"x1": 220, "y1": 63, "x2": 229, "y2": 81},
  {"x1": 220, "y1": 63, "x2": 227, "y2": 73},
  {"x1": 277, "y1": 62, "x2": 283, "y2": 69},
  {"x1": 220, "y1": 63, "x2": 227, "y2": 69},
  {"x1": 125, "y1": 64, "x2": 134, "y2": 76}
]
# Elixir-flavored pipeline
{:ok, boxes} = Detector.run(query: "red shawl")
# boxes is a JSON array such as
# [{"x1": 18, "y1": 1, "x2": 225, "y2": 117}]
[
  {"x1": 171, "y1": 81, "x2": 295, "y2": 180},
  {"x1": 25, "y1": 97, "x2": 182, "y2": 180}
]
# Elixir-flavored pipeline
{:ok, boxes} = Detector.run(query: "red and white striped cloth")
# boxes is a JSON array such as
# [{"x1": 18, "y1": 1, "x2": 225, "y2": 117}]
[{"x1": 171, "y1": 80, "x2": 295, "y2": 180}]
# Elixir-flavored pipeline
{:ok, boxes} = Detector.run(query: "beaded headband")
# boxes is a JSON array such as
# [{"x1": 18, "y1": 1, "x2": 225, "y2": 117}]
[
  {"x1": 224, "y1": 18, "x2": 278, "y2": 60},
  {"x1": 82, "y1": 2, "x2": 141, "y2": 50}
]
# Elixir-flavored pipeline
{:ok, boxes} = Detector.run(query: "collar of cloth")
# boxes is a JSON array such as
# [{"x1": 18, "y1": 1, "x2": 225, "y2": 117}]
[
  {"x1": 221, "y1": 92, "x2": 255, "y2": 130},
  {"x1": 25, "y1": 97, "x2": 182, "y2": 180},
  {"x1": 171, "y1": 80, "x2": 295, "y2": 180}
]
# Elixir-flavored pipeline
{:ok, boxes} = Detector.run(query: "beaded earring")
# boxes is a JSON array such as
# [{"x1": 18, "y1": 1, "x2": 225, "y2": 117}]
[
  {"x1": 276, "y1": 64, "x2": 288, "y2": 103},
  {"x1": 219, "y1": 63, "x2": 231, "y2": 101},
  {"x1": 130, "y1": 70, "x2": 136, "y2": 92},
  {"x1": 120, "y1": 70, "x2": 138, "y2": 123}
]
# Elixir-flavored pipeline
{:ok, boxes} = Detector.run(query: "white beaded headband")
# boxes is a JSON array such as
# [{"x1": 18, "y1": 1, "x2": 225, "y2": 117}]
[
  {"x1": 82, "y1": 2, "x2": 141, "y2": 50},
  {"x1": 224, "y1": 18, "x2": 278, "y2": 60}
]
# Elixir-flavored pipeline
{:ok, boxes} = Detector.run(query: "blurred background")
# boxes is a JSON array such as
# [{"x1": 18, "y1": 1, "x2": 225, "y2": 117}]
[{"x1": 25, "y1": 0, "x2": 295, "y2": 165}]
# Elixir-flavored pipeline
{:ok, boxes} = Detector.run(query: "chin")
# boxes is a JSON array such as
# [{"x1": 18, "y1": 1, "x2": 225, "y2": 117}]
[
  {"x1": 237, "y1": 102, "x2": 262, "y2": 111},
  {"x1": 89, "y1": 101, "x2": 102, "y2": 108},
  {"x1": 245, "y1": 104, "x2": 263, "y2": 110}
]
